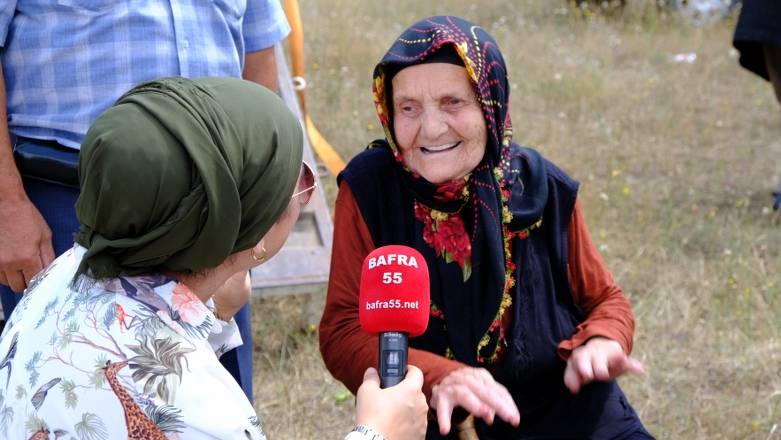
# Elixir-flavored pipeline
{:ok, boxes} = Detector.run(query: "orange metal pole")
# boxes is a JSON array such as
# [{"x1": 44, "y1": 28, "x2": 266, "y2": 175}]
[{"x1": 283, "y1": 0, "x2": 346, "y2": 176}]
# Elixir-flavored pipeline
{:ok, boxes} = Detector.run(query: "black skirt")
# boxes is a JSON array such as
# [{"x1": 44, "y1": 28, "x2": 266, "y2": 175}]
[{"x1": 733, "y1": 0, "x2": 781, "y2": 80}]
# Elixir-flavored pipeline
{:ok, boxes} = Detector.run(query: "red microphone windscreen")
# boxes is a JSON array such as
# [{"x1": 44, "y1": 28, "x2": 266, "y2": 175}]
[{"x1": 359, "y1": 245, "x2": 430, "y2": 337}]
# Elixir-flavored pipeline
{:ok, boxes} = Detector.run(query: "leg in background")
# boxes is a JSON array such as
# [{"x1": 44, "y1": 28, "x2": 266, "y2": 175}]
[{"x1": 763, "y1": 44, "x2": 781, "y2": 209}]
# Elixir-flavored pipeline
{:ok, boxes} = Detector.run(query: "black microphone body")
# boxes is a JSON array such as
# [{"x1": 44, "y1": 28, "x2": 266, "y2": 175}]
[{"x1": 379, "y1": 331, "x2": 408, "y2": 388}]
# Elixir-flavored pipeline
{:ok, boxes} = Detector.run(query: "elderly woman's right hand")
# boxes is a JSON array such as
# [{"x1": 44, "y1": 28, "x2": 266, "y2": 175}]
[
  {"x1": 355, "y1": 365, "x2": 427, "y2": 440},
  {"x1": 429, "y1": 366, "x2": 520, "y2": 435}
]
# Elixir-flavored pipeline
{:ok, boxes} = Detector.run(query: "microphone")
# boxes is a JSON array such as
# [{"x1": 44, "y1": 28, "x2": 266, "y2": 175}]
[{"x1": 359, "y1": 245, "x2": 430, "y2": 388}]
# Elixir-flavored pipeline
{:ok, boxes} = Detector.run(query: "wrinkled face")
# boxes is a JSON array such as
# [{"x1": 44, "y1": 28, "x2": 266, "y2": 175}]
[{"x1": 391, "y1": 63, "x2": 487, "y2": 184}]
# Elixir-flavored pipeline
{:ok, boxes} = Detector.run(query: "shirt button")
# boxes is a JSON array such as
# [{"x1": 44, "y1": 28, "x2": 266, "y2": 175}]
[{"x1": 182, "y1": 39, "x2": 190, "y2": 49}]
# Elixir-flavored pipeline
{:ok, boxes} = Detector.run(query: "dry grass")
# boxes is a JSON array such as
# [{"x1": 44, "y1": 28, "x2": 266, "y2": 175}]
[{"x1": 253, "y1": 1, "x2": 781, "y2": 439}]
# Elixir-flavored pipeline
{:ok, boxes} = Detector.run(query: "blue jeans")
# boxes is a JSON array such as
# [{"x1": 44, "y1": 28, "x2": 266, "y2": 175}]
[{"x1": 0, "y1": 138, "x2": 254, "y2": 401}]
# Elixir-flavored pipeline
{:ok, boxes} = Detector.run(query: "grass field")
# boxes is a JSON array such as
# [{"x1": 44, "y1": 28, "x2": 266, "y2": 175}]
[{"x1": 252, "y1": 1, "x2": 781, "y2": 439}]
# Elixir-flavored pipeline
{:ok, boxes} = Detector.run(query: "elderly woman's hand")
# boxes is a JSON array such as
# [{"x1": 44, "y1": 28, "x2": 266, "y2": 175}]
[
  {"x1": 355, "y1": 366, "x2": 428, "y2": 440},
  {"x1": 563, "y1": 336, "x2": 645, "y2": 394},
  {"x1": 211, "y1": 270, "x2": 252, "y2": 321},
  {"x1": 429, "y1": 367, "x2": 520, "y2": 435}
]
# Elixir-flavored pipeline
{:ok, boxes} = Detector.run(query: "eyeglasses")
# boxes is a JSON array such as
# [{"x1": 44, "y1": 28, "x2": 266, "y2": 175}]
[{"x1": 291, "y1": 161, "x2": 317, "y2": 205}]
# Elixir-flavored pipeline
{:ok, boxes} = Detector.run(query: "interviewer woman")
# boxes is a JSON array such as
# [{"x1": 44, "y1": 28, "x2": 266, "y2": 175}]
[
  {"x1": 320, "y1": 16, "x2": 653, "y2": 439},
  {"x1": 0, "y1": 77, "x2": 426, "y2": 440}
]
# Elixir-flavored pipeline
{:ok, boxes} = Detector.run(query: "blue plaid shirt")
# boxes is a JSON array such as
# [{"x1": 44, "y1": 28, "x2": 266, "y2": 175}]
[{"x1": 0, "y1": 0, "x2": 290, "y2": 148}]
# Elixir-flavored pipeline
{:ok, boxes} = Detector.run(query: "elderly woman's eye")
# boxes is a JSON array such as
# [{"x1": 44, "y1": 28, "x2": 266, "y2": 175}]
[
  {"x1": 443, "y1": 97, "x2": 466, "y2": 109},
  {"x1": 397, "y1": 103, "x2": 419, "y2": 116}
]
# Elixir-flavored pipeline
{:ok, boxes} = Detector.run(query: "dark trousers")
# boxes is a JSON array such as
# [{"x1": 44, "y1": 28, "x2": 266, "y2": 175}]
[
  {"x1": 764, "y1": 45, "x2": 781, "y2": 106},
  {"x1": 0, "y1": 139, "x2": 254, "y2": 401}
]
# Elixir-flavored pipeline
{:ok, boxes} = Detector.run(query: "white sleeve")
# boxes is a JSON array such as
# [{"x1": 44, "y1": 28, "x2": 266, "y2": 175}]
[{"x1": 205, "y1": 299, "x2": 244, "y2": 357}]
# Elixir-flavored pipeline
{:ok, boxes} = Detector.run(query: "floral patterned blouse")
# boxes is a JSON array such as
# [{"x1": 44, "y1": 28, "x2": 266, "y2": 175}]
[{"x1": 0, "y1": 246, "x2": 265, "y2": 440}]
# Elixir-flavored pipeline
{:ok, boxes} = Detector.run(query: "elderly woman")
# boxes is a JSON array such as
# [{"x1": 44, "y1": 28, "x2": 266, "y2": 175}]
[
  {"x1": 0, "y1": 77, "x2": 426, "y2": 440},
  {"x1": 320, "y1": 16, "x2": 653, "y2": 439}
]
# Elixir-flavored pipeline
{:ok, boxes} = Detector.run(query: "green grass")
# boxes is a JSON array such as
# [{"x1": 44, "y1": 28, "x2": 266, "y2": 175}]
[{"x1": 253, "y1": 1, "x2": 781, "y2": 439}]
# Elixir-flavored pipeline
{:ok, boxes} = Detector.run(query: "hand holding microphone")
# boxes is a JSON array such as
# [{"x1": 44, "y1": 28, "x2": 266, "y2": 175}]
[
  {"x1": 359, "y1": 245, "x2": 430, "y2": 388},
  {"x1": 354, "y1": 365, "x2": 427, "y2": 440},
  {"x1": 353, "y1": 245, "x2": 430, "y2": 439}
]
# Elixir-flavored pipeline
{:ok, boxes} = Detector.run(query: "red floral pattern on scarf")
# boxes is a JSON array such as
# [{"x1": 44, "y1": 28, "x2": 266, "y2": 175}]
[
  {"x1": 433, "y1": 180, "x2": 466, "y2": 202},
  {"x1": 415, "y1": 204, "x2": 473, "y2": 280}
]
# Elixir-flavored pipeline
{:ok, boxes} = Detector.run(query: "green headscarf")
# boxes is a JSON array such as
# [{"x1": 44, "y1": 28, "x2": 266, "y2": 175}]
[{"x1": 74, "y1": 77, "x2": 303, "y2": 279}]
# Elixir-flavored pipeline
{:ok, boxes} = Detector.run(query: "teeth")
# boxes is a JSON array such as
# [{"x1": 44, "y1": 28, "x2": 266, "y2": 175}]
[{"x1": 421, "y1": 142, "x2": 459, "y2": 153}]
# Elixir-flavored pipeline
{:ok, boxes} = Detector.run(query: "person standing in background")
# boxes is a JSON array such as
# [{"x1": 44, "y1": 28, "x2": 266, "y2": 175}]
[
  {"x1": 0, "y1": 0, "x2": 291, "y2": 401},
  {"x1": 733, "y1": 0, "x2": 781, "y2": 209}
]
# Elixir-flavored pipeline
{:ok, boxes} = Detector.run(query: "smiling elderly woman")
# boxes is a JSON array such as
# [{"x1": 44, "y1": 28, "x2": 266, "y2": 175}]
[{"x1": 320, "y1": 16, "x2": 654, "y2": 439}]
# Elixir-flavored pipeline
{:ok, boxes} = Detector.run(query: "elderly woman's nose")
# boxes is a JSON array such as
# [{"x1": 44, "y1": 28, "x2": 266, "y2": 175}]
[{"x1": 419, "y1": 107, "x2": 449, "y2": 139}]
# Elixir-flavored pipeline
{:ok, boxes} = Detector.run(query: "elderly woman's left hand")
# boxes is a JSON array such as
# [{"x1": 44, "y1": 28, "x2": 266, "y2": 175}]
[
  {"x1": 563, "y1": 337, "x2": 645, "y2": 394},
  {"x1": 429, "y1": 366, "x2": 520, "y2": 435}
]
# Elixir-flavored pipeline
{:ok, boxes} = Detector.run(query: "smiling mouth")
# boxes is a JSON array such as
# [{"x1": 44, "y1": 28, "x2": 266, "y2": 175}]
[{"x1": 420, "y1": 142, "x2": 461, "y2": 154}]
